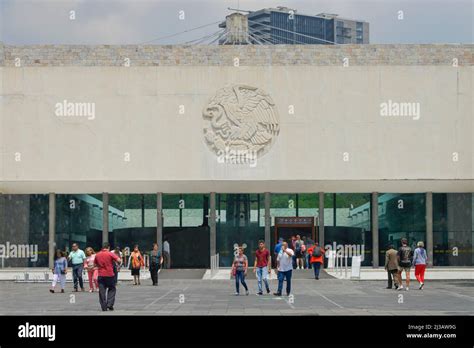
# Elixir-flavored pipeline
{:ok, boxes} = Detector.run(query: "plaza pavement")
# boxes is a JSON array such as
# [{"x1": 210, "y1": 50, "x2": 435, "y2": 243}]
[{"x1": 0, "y1": 270, "x2": 472, "y2": 316}]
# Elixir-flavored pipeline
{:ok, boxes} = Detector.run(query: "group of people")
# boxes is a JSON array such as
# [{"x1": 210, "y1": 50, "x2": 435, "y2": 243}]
[
  {"x1": 273, "y1": 235, "x2": 317, "y2": 270},
  {"x1": 50, "y1": 243, "x2": 124, "y2": 294},
  {"x1": 274, "y1": 236, "x2": 325, "y2": 279},
  {"x1": 231, "y1": 238, "x2": 326, "y2": 297},
  {"x1": 49, "y1": 241, "x2": 169, "y2": 311},
  {"x1": 384, "y1": 238, "x2": 428, "y2": 291},
  {"x1": 50, "y1": 239, "x2": 172, "y2": 291},
  {"x1": 49, "y1": 236, "x2": 429, "y2": 311}
]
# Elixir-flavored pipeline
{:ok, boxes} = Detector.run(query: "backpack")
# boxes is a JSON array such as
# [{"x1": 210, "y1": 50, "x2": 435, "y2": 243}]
[
  {"x1": 399, "y1": 246, "x2": 412, "y2": 267},
  {"x1": 312, "y1": 247, "x2": 321, "y2": 257}
]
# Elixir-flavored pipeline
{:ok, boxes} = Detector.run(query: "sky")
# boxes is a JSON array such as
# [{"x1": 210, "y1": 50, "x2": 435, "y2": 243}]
[{"x1": 0, "y1": 0, "x2": 472, "y2": 45}]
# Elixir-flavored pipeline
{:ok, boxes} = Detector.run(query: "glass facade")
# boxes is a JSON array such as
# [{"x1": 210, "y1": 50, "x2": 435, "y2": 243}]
[
  {"x1": 433, "y1": 193, "x2": 473, "y2": 266},
  {"x1": 1, "y1": 192, "x2": 472, "y2": 268},
  {"x1": 217, "y1": 194, "x2": 264, "y2": 267},
  {"x1": 378, "y1": 193, "x2": 426, "y2": 266},
  {"x1": 0, "y1": 194, "x2": 49, "y2": 267},
  {"x1": 55, "y1": 194, "x2": 103, "y2": 253},
  {"x1": 163, "y1": 194, "x2": 210, "y2": 268},
  {"x1": 247, "y1": 11, "x2": 340, "y2": 45},
  {"x1": 108, "y1": 194, "x2": 157, "y2": 252},
  {"x1": 325, "y1": 193, "x2": 372, "y2": 266}
]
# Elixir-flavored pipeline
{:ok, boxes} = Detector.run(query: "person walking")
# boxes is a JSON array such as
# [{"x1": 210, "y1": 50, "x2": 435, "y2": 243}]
[
  {"x1": 253, "y1": 240, "x2": 271, "y2": 295},
  {"x1": 163, "y1": 238, "x2": 171, "y2": 269},
  {"x1": 274, "y1": 242, "x2": 294, "y2": 296},
  {"x1": 84, "y1": 247, "x2": 99, "y2": 292},
  {"x1": 413, "y1": 241, "x2": 428, "y2": 290},
  {"x1": 384, "y1": 244, "x2": 400, "y2": 289},
  {"x1": 50, "y1": 250, "x2": 67, "y2": 294},
  {"x1": 94, "y1": 242, "x2": 121, "y2": 311},
  {"x1": 112, "y1": 247, "x2": 122, "y2": 285},
  {"x1": 129, "y1": 245, "x2": 145, "y2": 285},
  {"x1": 231, "y1": 246, "x2": 249, "y2": 296},
  {"x1": 307, "y1": 242, "x2": 325, "y2": 280},
  {"x1": 294, "y1": 235, "x2": 305, "y2": 270},
  {"x1": 68, "y1": 243, "x2": 86, "y2": 292},
  {"x1": 302, "y1": 236, "x2": 312, "y2": 269},
  {"x1": 274, "y1": 238, "x2": 283, "y2": 268},
  {"x1": 397, "y1": 238, "x2": 413, "y2": 291},
  {"x1": 290, "y1": 236, "x2": 297, "y2": 269},
  {"x1": 149, "y1": 243, "x2": 163, "y2": 286}
]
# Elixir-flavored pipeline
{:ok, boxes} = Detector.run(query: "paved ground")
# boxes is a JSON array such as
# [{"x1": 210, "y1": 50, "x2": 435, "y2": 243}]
[{"x1": 0, "y1": 272, "x2": 472, "y2": 315}]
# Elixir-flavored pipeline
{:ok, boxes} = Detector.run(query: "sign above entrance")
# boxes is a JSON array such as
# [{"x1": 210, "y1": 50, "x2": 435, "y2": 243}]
[{"x1": 274, "y1": 217, "x2": 314, "y2": 226}]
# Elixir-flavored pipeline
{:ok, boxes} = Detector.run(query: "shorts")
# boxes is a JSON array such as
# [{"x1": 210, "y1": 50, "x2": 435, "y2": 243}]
[{"x1": 399, "y1": 266, "x2": 411, "y2": 272}]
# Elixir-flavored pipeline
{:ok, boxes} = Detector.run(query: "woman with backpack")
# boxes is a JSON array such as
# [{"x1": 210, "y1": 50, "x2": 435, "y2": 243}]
[
  {"x1": 307, "y1": 242, "x2": 325, "y2": 280},
  {"x1": 413, "y1": 241, "x2": 428, "y2": 290}
]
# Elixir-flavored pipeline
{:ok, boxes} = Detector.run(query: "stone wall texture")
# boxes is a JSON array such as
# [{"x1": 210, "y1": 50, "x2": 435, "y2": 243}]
[{"x1": 1, "y1": 43, "x2": 473, "y2": 67}]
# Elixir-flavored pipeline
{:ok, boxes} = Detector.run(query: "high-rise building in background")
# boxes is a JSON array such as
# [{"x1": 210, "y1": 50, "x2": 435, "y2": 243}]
[{"x1": 219, "y1": 7, "x2": 369, "y2": 45}]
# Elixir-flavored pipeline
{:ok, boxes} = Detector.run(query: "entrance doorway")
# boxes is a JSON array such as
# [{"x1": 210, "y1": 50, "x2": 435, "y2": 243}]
[{"x1": 274, "y1": 216, "x2": 317, "y2": 244}]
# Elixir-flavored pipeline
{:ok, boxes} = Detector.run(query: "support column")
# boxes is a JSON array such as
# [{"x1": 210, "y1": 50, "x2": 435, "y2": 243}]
[
  {"x1": 102, "y1": 193, "x2": 109, "y2": 244},
  {"x1": 318, "y1": 192, "x2": 324, "y2": 247},
  {"x1": 264, "y1": 192, "x2": 271, "y2": 247},
  {"x1": 157, "y1": 193, "x2": 163, "y2": 251},
  {"x1": 371, "y1": 192, "x2": 379, "y2": 268},
  {"x1": 426, "y1": 192, "x2": 433, "y2": 268},
  {"x1": 48, "y1": 193, "x2": 56, "y2": 269},
  {"x1": 210, "y1": 192, "x2": 216, "y2": 258}
]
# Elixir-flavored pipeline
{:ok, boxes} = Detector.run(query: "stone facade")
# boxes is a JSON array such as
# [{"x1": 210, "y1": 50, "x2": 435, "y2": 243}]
[
  {"x1": 0, "y1": 43, "x2": 472, "y2": 194},
  {"x1": 1, "y1": 43, "x2": 472, "y2": 67}
]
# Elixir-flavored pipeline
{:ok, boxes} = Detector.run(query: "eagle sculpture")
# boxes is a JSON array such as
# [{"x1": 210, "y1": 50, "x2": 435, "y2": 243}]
[{"x1": 203, "y1": 84, "x2": 280, "y2": 156}]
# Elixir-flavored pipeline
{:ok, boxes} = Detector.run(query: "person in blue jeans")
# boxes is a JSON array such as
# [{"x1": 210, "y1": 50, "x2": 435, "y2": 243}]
[
  {"x1": 307, "y1": 243, "x2": 325, "y2": 279},
  {"x1": 253, "y1": 240, "x2": 271, "y2": 295},
  {"x1": 274, "y1": 238, "x2": 283, "y2": 268},
  {"x1": 68, "y1": 243, "x2": 86, "y2": 292},
  {"x1": 231, "y1": 247, "x2": 249, "y2": 296},
  {"x1": 274, "y1": 242, "x2": 295, "y2": 296}
]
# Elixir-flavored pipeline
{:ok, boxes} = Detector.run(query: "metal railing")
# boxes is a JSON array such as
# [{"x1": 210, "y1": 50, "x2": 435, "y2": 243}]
[
  {"x1": 330, "y1": 251, "x2": 362, "y2": 280},
  {"x1": 334, "y1": 252, "x2": 349, "y2": 279}
]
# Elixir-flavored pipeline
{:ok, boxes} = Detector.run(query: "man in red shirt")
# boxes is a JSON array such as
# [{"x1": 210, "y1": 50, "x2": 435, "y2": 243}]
[
  {"x1": 94, "y1": 242, "x2": 121, "y2": 311},
  {"x1": 253, "y1": 240, "x2": 271, "y2": 295}
]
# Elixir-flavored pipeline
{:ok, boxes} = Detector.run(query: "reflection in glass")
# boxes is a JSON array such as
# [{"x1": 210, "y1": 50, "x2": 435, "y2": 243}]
[
  {"x1": 163, "y1": 194, "x2": 210, "y2": 268},
  {"x1": 217, "y1": 194, "x2": 264, "y2": 267},
  {"x1": 0, "y1": 194, "x2": 49, "y2": 267},
  {"x1": 324, "y1": 193, "x2": 372, "y2": 266},
  {"x1": 378, "y1": 193, "x2": 426, "y2": 266},
  {"x1": 433, "y1": 193, "x2": 473, "y2": 266}
]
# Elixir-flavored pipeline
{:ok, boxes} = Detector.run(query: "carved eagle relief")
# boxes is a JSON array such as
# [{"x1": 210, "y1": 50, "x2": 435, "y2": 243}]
[{"x1": 203, "y1": 84, "x2": 280, "y2": 159}]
